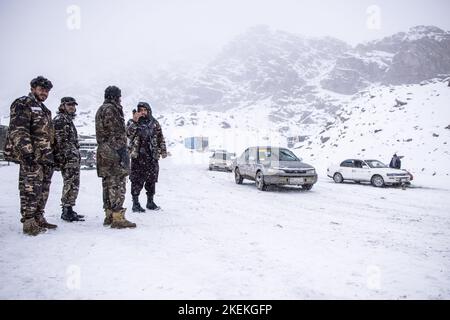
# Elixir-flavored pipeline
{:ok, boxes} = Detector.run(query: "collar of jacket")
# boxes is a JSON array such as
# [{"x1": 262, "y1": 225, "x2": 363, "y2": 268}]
[
  {"x1": 138, "y1": 116, "x2": 154, "y2": 124},
  {"x1": 28, "y1": 92, "x2": 50, "y2": 113},
  {"x1": 28, "y1": 92, "x2": 43, "y2": 106},
  {"x1": 57, "y1": 110, "x2": 76, "y2": 120},
  {"x1": 104, "y1": 98, "x2": 122, "y2": 107},
  {"x1": 104, "y1": 99, "x2": 124, "y2": 119}
]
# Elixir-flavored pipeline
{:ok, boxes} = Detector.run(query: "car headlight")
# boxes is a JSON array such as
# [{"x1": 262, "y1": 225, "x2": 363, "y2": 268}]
[
  {"x1": 307, "y1": 169, "x2": 316, "y2": 175},
  {"x1": 267, "y1": 167, "x2": 283, "y2": 174}
]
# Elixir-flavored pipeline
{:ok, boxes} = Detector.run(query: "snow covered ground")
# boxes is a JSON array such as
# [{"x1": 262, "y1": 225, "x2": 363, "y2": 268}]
[{"x1": 0, "y1": 149, "x2": 449, "y2": 299}]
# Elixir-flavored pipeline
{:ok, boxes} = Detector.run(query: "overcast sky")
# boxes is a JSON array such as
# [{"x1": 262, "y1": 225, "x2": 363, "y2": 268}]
[{"x1": 0, "y1": 0, "x2": 449, "y2": 102}]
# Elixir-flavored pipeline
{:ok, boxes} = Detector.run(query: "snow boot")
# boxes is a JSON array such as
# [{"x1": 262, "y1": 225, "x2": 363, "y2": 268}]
[
  {"x1": 61, "y1": 206, "x2": 85, "y2": 222},
  {"x1": 103, "y1": 209, "x2": 113, "y2": 226},
  {"x1": 146, "y1": 194, "x2": 159, "y2": 210},
  {"x1": 132, "y1": 195, "x2": 145, "y2": 212},
  {"x1": 36, "y1": 214, "x2": 58, "y2": 229},
  {"x1": 111, "y1": 208, "x2": 136, "y2": 229},
  {"x1": 71, "y1": 207, "x2": 85, "y2": 219},
  {"x1": 23, "y1": 217, "x2": 47, "y2": 236}
]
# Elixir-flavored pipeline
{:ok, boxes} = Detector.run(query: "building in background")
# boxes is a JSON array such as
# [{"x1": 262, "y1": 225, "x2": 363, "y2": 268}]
[
  {"x1": 0, "y1": 125, "x2": 8, "y2": 160},
  {"x1": 79, "y1": 134, "x2": 97, "y2": 168},
  {"x1": 184, "y1": 136, "x2": 209, "y2": 152}
]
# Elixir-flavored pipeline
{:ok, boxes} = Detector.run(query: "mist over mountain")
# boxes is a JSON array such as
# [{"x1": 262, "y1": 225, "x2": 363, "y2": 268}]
[{"x1": 1, "y1": 24, "x2": 449, "y2": 118}]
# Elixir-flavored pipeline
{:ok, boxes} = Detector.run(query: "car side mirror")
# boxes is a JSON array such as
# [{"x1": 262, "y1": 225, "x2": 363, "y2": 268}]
[
  {"x1": 298, "y1": 157, "x2": 303, "y2": 162},
  {"x1": 362, "y1": 165, "x2": 369, "y2": 169}
]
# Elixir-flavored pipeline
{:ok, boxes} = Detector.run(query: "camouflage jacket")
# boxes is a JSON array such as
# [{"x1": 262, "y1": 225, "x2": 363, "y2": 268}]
[
  {"x1": 126, "y1": 116, "x2": 167, "y2": 162},
  {"x1": 4, "y1": 93, "x2": 54, "y2": 164},
  {"x1": 95, "y1": 99, "x2": 129, "y2": 177},
  {"x1": 53, "y1": 111, "x2": 80, "y2": 168}
]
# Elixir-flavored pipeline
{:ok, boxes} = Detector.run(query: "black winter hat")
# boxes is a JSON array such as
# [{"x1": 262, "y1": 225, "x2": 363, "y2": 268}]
[
  {"x1": 60, "y1": 97, "x2": 78, "y2": 105},
  {"x1": 30, "y1": 76, "x2": 53, "y2": 90},
  {"x1": 104, "y1": 86, "x2": 121, "y2": 100},
  {"x1": 137, "y1": 101, "x2": 151, "y2": 111}
]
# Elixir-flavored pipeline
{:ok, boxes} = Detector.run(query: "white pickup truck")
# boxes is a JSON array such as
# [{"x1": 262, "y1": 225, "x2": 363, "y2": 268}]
[{"x1": 327, "y1": 159, "x2": 413, "y2": 187}]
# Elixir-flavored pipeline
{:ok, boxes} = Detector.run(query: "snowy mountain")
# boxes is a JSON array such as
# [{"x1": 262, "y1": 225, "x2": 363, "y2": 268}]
[
  {"x1": 182, "y1": 25, "x2": 349, "y2": 108},
  {"x1": 323, "y1": 26, "x2": 450, "y2": 94},
  {"x1": 297, "y1": 78, "x2": 450, "y2": 183}
]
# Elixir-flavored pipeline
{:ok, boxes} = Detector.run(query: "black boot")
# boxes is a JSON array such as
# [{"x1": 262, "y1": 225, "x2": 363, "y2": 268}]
[
  {"x1": 70, "y1": 207, "x2": 85, "y2": 219},
  {"x1": 61, "y1": 206, "x2": 85, "y2": 222},
  {"x1": 146, "y1": 194, "x2": 159, "y2": 210},
  {"x1": 132, "y1": 195, "x2": 146, "y2": 212}
]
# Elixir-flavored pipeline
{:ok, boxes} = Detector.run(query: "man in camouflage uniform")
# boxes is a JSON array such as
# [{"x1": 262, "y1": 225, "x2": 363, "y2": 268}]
[
  {"x1": 53, "y1": 97, "x2": 84, "y2": 222},
  {"x1": 126, "y1": 102, "x2": 167, "y2": 212},
  {"x1": 95, "y1": 86, "x2": 136, "y2": 229},
  {"x1": 4, "y1": 76, "x2": 57, "y2": 235}
]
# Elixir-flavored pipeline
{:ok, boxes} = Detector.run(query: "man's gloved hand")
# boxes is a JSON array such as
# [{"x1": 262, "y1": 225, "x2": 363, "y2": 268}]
[
  {"x1": 22, "y1": 153, "x2": 36, "y2": 167},
  {"x1": 117, "y1": 147, "x2": 130, "y2": 169}
]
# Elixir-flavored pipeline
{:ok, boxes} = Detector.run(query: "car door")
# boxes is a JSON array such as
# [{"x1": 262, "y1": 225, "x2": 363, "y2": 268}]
[
  {"x1": 247, "y1": 147, "x2": 258, "y2": 179},
  {"x1": 339, "y1": 160, "x2": 354, "y2": 180},
  {"x1": 239, "y1": 148, "x2": 250, "y2": 177},
  {"x1": 352, "y1": 160, "x2": 370, "y2": 181}
]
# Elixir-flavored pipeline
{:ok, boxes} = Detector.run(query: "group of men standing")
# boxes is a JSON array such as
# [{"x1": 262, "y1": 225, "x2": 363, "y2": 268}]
[{"x1": 4, "y1": 76, "x2": 167, "y2": 236}]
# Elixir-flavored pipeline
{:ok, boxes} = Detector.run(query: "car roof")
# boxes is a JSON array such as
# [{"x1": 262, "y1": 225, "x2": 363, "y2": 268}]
[{"x1": 248, "y1": 146, "x2": 288, "y2": 150}]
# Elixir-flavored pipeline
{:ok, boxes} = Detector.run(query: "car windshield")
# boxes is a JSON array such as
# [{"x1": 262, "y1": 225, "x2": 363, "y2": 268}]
[
  {"x1": 365, "y1": 160, "x2": 388, "y2": 168},
  {"x1": 258, "y1": 148, "x2": 299, "y2": 162},
  {"x1": 214, "y1": 152, "x2": 234, "y2": 160}
]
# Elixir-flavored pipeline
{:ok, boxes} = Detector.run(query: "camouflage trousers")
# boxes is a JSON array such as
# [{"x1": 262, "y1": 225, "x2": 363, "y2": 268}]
[
  {"x1": 18, "y1": 163, "x2": 54, "y2": 221},
  {"x1": 102, "y1": 175, "x2": 126, "y2": 211},
  {"x1": 60, "y1": 165, "x2": 80, "y2": 207}
]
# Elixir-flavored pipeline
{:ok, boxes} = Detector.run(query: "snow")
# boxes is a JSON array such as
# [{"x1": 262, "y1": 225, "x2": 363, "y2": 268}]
[
  {"x1": 1, "y1": 23, "x2": 449, "y2": 299},
  {"x1": 1, "y1": 146, "x2": 449, "y2": 299},
  {"x1": 299, "y1": 80, "x2": 450, "y2": 188}
]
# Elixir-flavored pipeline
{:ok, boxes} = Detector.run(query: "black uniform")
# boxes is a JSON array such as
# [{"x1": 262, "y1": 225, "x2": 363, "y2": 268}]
[{"x1": 127, "y1": 115, "x2": 167, "y2": 198}]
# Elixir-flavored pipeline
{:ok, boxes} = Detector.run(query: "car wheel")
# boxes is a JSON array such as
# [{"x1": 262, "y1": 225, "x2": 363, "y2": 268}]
[
  {"x1": 302, "y1": 184, "x2": 313, "y2": 191},
  {"x1": 208, "y1": 165, "x2": 213, "y2": 171},
  {"x1": 255, "y1": 171, "x2": 267, "y2": 191},
  {"x1": 235, "y1": 168, "x2": 244, "y2": 184},
  {"x1": 371, "y1": 175, "x2": 385, "y2": 188},
  {"x1": 333, "y1": 172, "x2": 343, "y2": 183}
]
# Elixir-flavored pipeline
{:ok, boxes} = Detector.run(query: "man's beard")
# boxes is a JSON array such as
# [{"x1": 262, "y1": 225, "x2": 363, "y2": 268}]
[
  {"x1": 35, "y1": 94, "x2": 48, "y2": 102},
  {"x1": 68, "y1": 111, "x2": 76, "y2": 119}
]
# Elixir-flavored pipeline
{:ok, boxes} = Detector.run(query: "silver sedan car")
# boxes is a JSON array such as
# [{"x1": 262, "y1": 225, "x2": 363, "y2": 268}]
[
  {"x1": 233, "y1": 146, "x2": 318, "y2": 191},
  {"x1": 209, "y1": 150, "x2": 236, "y2": 171}
]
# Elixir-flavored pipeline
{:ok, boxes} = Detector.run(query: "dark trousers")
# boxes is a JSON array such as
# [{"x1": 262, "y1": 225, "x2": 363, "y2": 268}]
[
  {"x1": 131, "y1": 179, "x2": 155, "y2": 197},
  {"x1": 130, "y1": 158, "x2": 159, "y2": 197}
]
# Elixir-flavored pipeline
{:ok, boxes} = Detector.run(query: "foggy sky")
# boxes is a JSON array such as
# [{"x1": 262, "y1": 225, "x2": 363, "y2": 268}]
[{"x1": 0, "y1": 0, "x2": 449, "y2": 106}]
